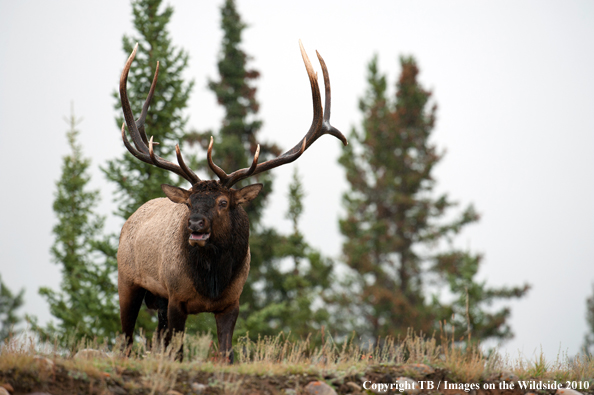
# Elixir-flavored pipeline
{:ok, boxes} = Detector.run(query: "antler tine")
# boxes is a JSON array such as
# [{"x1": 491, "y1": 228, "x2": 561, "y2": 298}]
[
  {"x1": 208, "y1": 136, "x2": 265, "y2": 188},
  {"x1": 120, "y1": 43, "x2": 200, "y2": 185},
  {"x1": 120, "y1": 43, "x2": 149, "y2": 153},
  {"x1": 146, "y1": 136, "x2": 194, "y2": 180},
  {"x1": 225, "y1": 144, "x2": 261, "y2": 187},
  {"x1": 121, "y1": 122, "x2": 149, "y2": 161},
  {"x1": 215, "y1": 41, "x2": 346, "y2": 188},
  {"x1": 316, "y1": 51, "x2": 348, "y2": 144},
  {"x1": 207, "y1": 136, "x2": 230, "y2": 181},
  {"x1": 175, "y1": 145, "x2": 200, "y2": 182},
  {"x1": 135, "y1": 60, "x2": 160, "y2": 146},
  {"x1": 317, "y1": 50, "x2": 331, "y2": 123}
]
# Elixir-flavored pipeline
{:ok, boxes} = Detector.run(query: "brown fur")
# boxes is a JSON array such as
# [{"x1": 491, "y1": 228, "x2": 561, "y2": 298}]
[
  {"x1": 117, "y1": 182, "x2": 262, "y2": 362},
  {"x1": 118, "y1": 198, "x2": 250, "y2": 311}
]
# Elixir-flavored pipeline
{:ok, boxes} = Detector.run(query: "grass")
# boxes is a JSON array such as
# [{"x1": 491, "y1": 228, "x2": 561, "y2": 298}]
[{"x1": 1, "y1": 329, "x2": 593, "y2": 395}]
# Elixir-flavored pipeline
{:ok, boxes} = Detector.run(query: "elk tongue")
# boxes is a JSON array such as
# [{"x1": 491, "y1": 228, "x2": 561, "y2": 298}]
[
  {"x1": 189, "y1": 232, "x2": 210, "y2": 247},
  {"x1": 190, "y1": 232, "x2": 210, "y2": 241}
]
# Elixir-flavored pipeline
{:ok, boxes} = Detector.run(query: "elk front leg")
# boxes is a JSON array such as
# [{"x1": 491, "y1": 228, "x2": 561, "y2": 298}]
[
  {"x1": 118, "y1": 282, "x2": 146, "y2": 356},
  {"x1": 215, "y1": 301, "x2": 239, "y2": 363},
  {"x1": 167, "y1": 300, "x2": 188, "y2": 361}
]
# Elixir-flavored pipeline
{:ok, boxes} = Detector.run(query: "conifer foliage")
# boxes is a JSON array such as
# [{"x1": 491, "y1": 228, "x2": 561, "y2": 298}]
[
  {"x1": 0, "y1": 274, "x2": 24, "y2": 341},
  {"x1": 186, "y1": 0, "x2": 279, "y2": 220},
  {"x1": 339, "y1": 56, "x2": 529, "y2": 343},
  {"x1": 38, "y1": 108, "x2": 119, "y2": 345},
  {"x1": 103, "y1": 0, "x2": 194, "y2": 220},
  {"x1": 242, "y1": 170, "x2": 334, "y2": 339}
]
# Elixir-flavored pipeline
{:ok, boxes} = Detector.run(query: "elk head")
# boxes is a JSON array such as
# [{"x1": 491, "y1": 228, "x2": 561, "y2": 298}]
[{"x1": 161, "y1": 181, "x2": 262, "y2": 248}]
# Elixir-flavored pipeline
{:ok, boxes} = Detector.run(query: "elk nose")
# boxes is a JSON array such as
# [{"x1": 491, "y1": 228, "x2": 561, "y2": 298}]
[{"x1": 189, "y1": 215, "x2": 208, "y2": 232}]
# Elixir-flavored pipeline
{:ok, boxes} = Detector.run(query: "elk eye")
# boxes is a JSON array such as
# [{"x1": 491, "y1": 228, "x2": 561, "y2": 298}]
[{"x1": 219, "y1": 199, "x2": 228, "y2": 208}]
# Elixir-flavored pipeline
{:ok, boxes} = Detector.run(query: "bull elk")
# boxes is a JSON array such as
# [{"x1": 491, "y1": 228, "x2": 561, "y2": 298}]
[{"x1": 117, "y1": 41, "x2": 346, "y2": 362}]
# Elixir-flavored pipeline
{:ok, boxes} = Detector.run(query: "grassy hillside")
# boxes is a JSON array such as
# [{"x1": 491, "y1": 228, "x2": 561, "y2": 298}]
[{"x1": 1, "y1": 331, "x2": 593, "y2": 395}]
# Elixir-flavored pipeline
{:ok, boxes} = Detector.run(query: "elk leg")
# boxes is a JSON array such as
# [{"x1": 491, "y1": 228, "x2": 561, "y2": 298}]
[
  {"x1": 156, "y1": 296, "x2": 169, "y2": 345},
  {"x1": 166, "y1": 300, "x2": 188, "y2": 361},
  {"x1": 215, "y1": 301, "x2": 239, "y2": 364},
  {"x1": 118, "y1": 283, "x2": 146, "y2": 356}
]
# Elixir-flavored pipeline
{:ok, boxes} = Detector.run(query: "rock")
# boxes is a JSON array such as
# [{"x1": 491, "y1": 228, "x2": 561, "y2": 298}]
[
  {"x1": 403, "y1": 363, "x2": 434, "y2": 375},
  {"x1": 166, "y1": 390, "x2": 183, "y2": 395},
  {"x1": 0, "y1": 387, "x2": 9, "y2": 395},
  {"x1": 557, "y1": 389, "x2": 583, "y2": 395},
  {"x1": 346, "y1": 381, "x2": 362, "y2": 391},
  {"x1": 191, "y1": 382, "x2": 207, "y2": 394},
  {"x1": 0, "y1": 383, "x2": 13, "y2": 393},
  {"x1": 74, "y1": 348, "x2": 109, "y2": 360},
  {"x1": 24, "y1": 393, "x2": 53, "y2": 395},
  {"x1": 395, "y1": 377, "x2": 420, "y2": 395},
  {"x1": 284, "y1": 390, "x2": 297, "y2": 395},
  {"x1": 305, "y1": 381, "x2": 337, "y2": 395}
]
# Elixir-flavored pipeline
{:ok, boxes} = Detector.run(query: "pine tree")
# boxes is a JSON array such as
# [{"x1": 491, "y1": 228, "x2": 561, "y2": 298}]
[
  {"x1": 241, "y1": 169, "x2": 333, "y2": 340},
  {"x1": 339, "y1": 55, "x2": 529, "y2": 343},
  {"x1": 0, "y1": 274, "x2": 24, "y2": 341},
  {"x1": 185, "y1": 0, "x2": 279, "y2": 219},
  {"x1": 103, "y1": 0, "x2": 194, "y2": 219},
  {"x1": 37, "y1": 107, "x2": 119, "y2": 346},
  {"x1": 102, "y1": 0, "x2": 194, "y2": 338}
]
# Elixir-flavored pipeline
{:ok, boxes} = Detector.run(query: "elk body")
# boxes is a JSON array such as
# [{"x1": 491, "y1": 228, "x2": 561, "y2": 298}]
[{"x1": 117, "y1": 42, "x2": 346, "y2": 362}]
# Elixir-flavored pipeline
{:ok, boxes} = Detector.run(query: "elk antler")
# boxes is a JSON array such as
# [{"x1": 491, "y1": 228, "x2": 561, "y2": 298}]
[
  {"x1": 209, "y1": 40, "x2": 347, "y2": 188},
  {"x1": 119, "y1": 41, "x2": 346, "y2": 189},
  {"x1": 119, "y1": 43, "x2": 200, "y2": 185}
]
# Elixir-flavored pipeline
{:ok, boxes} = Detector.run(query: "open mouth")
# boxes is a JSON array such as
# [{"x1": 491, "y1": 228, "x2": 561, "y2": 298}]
[{"x1": 189, "y1": 232, "x2": 210, "y2": 247}]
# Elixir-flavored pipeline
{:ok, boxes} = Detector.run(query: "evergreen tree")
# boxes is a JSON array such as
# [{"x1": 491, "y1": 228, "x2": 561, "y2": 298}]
[
  {"x1": 241, "y1": 169, "x2": 333, "y2": 339},
  {"x1": 185, "y1": 0, "x2": 279, "y2": 219},
  {"x1": 102, "y1": 0, "x2": 194, "y2": 337},
  {"x1": 339, "y1": 55, "x2": 529, "y2": 343},
  {"x1": 37, "y1": 107, "x2": 120, "y2": 346},
  {"x1": 582, "y1": 284, "x2": 594, "y2": 355},
  {"x1": 0, "y1": 274, "x2": 24, "y2": 342},
  {"x1": 104, "y1": 0, "x2": 194, "y2": 219}
]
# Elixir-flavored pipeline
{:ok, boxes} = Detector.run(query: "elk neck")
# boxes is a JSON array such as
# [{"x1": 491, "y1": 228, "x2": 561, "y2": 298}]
[{"x1": 185, "y1": 205, "x2": 250, "y2": 300}]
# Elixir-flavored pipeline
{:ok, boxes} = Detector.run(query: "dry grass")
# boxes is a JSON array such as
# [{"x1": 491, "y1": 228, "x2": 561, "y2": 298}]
[{"x1": 1, "y1": 328, "x2": 593, "y2": 394}]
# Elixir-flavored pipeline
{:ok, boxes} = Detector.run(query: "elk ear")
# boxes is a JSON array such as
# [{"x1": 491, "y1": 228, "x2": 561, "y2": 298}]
[
  {"x1": 234, "y1": 183, "x2": 263, "y2": 205},
  {"x1": 161, "y1": 184, "x2": 191, "y2": 204}
]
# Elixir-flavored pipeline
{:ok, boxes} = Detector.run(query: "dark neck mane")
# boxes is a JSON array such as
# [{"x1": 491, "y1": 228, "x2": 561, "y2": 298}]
[{"x1": 186, "y1": 211, "x2": 249, "y2": 300}]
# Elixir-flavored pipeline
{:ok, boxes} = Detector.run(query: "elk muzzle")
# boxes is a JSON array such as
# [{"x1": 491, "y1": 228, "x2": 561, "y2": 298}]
[{"x1": 188, "y1": 214, "x2": 210, "y2": 247}]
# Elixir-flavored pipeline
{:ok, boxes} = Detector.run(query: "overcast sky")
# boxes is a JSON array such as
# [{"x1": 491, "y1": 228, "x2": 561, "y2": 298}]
[{"x1": 1, "y1": 0, "x2": 593, "y2": 360}]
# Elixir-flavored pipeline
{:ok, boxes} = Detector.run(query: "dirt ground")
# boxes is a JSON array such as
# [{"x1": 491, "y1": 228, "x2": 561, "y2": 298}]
[{"x1": 2, "y1": 362, "x2": 591, "y2": 395}]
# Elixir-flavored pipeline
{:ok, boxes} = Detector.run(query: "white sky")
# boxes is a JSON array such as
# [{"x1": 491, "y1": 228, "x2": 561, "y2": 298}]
[{"x1": 1, "y1": 0, "x2": 593, "y2": 360}]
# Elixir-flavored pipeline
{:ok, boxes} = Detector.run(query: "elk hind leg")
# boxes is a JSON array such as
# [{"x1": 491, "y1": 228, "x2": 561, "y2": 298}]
[
  {"x1": 156, "y1": 295, "x2": 169, "y2": 350},
  {"x1": 144, "y1": 292, "x2": 169, "y2": 350}
]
